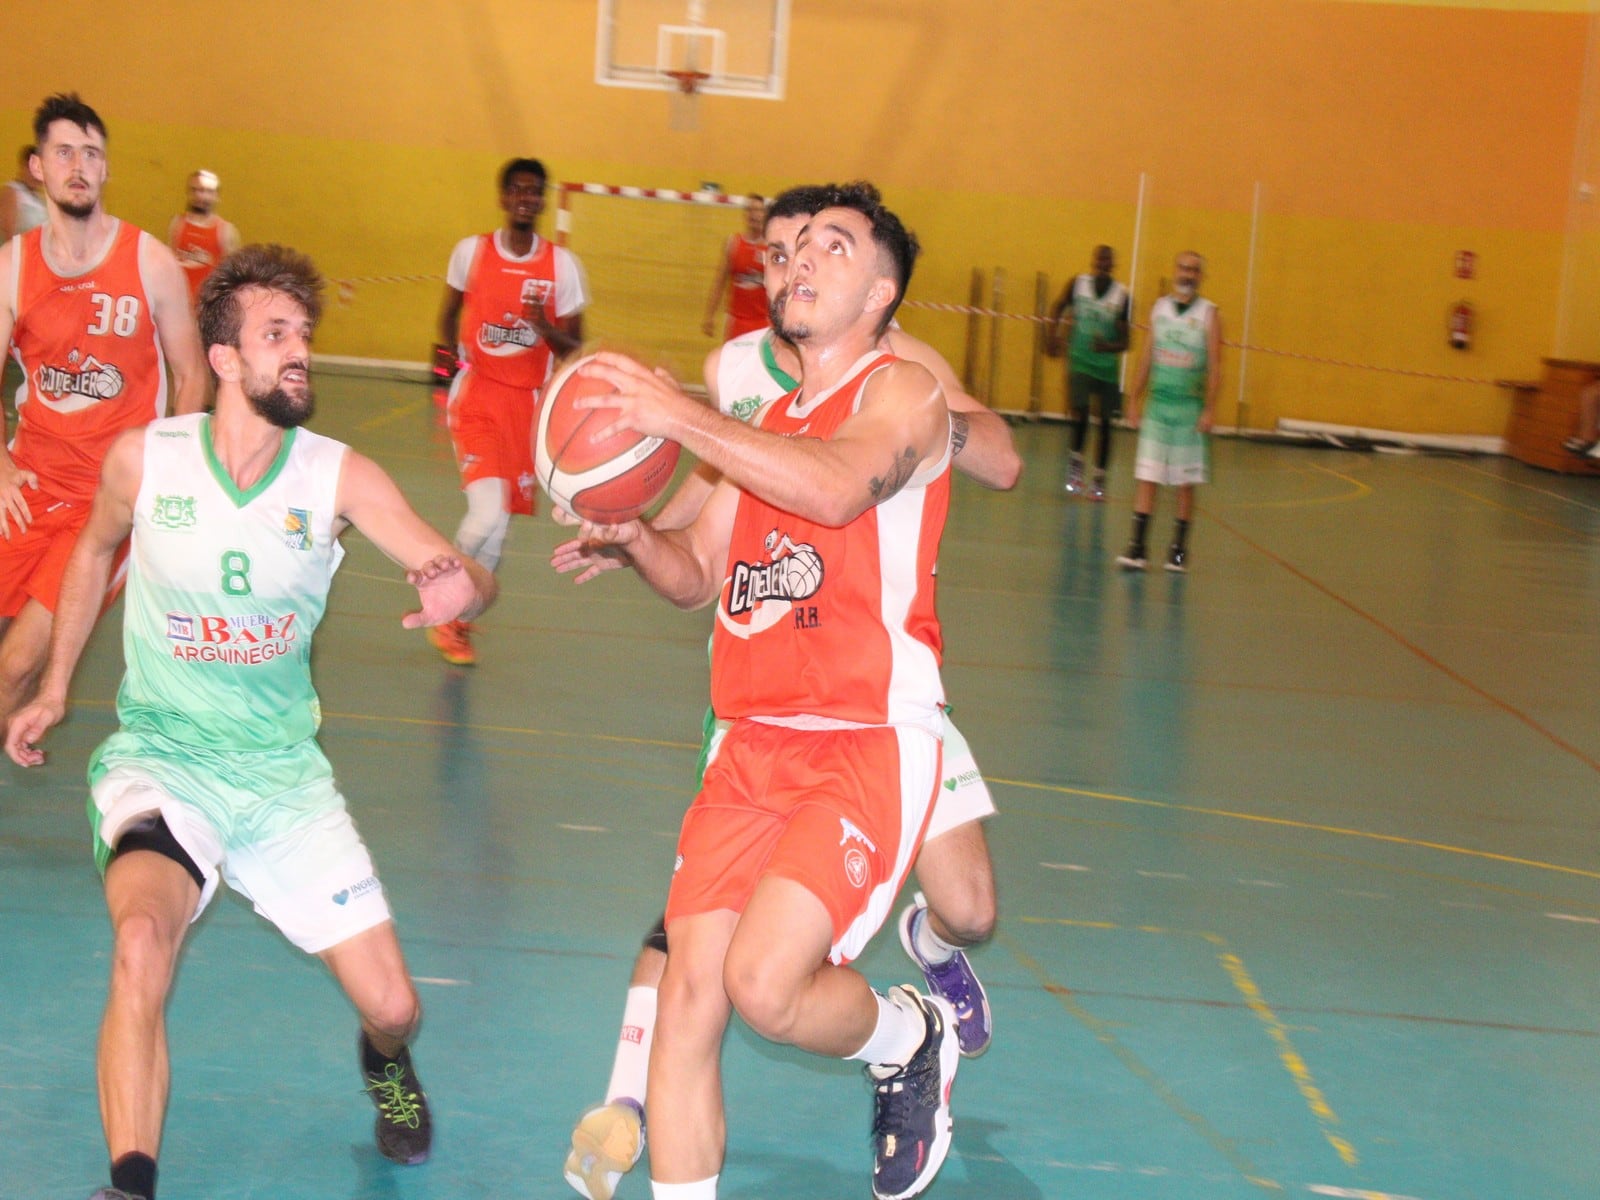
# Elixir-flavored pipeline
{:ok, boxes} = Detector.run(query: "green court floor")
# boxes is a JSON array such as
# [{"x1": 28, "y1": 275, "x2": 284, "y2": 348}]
[{"x1": 3, "y1": 375, "x2": 1597, "y2": 1199}]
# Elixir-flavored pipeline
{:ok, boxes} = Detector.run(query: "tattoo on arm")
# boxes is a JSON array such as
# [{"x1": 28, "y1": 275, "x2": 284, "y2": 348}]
[
  {"x1": 949, "y1": 412, "x2": 970, "y2": 458},
  {"x1": 869, "y1": 447, "x2": 920, "y2": 503}
]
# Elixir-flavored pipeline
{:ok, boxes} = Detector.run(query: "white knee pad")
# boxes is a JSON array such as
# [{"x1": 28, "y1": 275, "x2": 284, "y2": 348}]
[{"x1": 455, "y1": 478, "x2": 510, "y2": 571}]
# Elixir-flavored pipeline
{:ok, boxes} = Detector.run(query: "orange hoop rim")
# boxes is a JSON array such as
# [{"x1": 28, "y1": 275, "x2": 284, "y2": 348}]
[{"x1": 663, "y1": 68, "x2": 711, "y2": 96}]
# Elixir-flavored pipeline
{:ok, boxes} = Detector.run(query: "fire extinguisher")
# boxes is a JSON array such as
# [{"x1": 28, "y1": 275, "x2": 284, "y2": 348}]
[{"x1": 1449, "y1": 300, "x2": 1474, "y2": 351}]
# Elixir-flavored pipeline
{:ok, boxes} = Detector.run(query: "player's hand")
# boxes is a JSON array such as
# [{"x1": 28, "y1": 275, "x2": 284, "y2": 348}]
[
  {"x1": 5, "y1": 697, "x2": 64, "y2": 767},
  {"x1": 0, "y1": 459, "x2": 39, "y2": 539},
  {"x1": 401, "y1": 554, "x2": 478, "y2": 629},
  {"x1": 576, "y1": 353, "x2": 694, "y2": 441},
  {"x1": 1197, "y1": 410, "x2": 1214, "y2": 434},
  {"x1": 551, "y1": 532, "x2": 629, "y2": 584}
]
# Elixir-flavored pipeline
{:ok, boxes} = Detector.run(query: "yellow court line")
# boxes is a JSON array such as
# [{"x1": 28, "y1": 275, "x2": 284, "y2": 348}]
[
  {"x1": 998, "y1": 928, "x2": 1284, "y2": 1192},
  {"x1": 992, "y1": 777, "x2": 1600, "y2": 882},
  {"x1": 1221, "y1": 464, "x2": 1373, "y2": 511},
  {"x1": 1020, "y1": 919, "x2": 1357, "y2": 1169},
  {"x1": 355, "y1": 398, "x2": 428, "y2": 432}
]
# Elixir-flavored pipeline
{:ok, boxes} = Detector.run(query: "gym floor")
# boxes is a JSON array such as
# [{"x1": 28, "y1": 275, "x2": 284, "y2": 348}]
[{"x1": 3, "y1": 375, "x2": 1596, "y2": 1200}]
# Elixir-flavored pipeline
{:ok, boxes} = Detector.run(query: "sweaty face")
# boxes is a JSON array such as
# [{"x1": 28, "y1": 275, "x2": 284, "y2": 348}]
[
  {"x1": 36, "y1": 119, "x2": 107, "y2": 220},
  {"x1": 774, "y1": 206, "x2": 886, "y2": 345},
  {"x1": 762, "y1": 212, "x2": 810, "y2": 326},
  {"x1": 501, "y1": 172, "x2": 546, "y2": 230},
  {"x1": 235, "y1": 288, "x2": 315, "y2": 428}
]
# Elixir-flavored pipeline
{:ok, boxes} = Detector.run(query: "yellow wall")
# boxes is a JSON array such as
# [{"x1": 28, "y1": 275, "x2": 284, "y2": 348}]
[{"x1": 0, "y1": 0, "x2": 1589, "y2": 433}]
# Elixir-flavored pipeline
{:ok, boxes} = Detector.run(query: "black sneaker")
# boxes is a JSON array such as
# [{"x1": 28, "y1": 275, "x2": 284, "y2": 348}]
[
  {"x1": 362, "y1": 1038, "x2": 432, "y2": 1165},
  {"x1": 1165, "y1": 544, "x2": 1187, "y2": 573},
  {"x1": 867, "y1": 986, "x2": 960, "y2": 1200},
  {"x1": 1116, "y1": 541, "x2": 1147, "y2": 571}
]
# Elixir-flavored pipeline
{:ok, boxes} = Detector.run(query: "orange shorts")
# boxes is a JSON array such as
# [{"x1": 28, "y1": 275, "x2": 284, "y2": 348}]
[
  {"x1": 666, "y1": 720, "x2": 941, "y2": 964},
  {"x1": 0, "y1": 494, "x2": 128, "y2": 617},
  {"x1": 446, "y1": 369, "x2": 538, "y2": 515}
]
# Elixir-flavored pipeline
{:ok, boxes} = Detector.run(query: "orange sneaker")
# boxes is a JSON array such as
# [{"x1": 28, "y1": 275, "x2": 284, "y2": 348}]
[{"x1": 426, "y1": 619, "x2": 475, "y2": 666}]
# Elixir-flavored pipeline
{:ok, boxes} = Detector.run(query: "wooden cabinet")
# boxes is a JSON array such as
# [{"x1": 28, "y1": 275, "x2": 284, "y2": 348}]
[{"x1": 1503, "y1": 358, "x2": 1600, "y2": 474}]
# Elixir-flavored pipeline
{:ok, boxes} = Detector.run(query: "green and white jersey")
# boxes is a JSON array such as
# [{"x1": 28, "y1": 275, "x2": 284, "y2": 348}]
[
  {"x1": 116, "y1": 412, "x2": 347, "y2": 752},
  {"x1": 1148, "y1": 294, "x2": 1215, "y2": 405},
  {"x1": 715, "y1": 329, "x2": 798, "y2": 422},
  {"x1": 1067, "y1": 274, "x2": 1129, "y2": 383}
]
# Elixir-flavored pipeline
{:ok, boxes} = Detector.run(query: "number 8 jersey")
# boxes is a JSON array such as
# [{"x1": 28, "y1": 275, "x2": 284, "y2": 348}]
[
  {"x1": 7, "y1": 220, "x2": 169, "y2": 503},
  {"x1": 117, "y1": 413, "x2": 347, "y2": 752}
]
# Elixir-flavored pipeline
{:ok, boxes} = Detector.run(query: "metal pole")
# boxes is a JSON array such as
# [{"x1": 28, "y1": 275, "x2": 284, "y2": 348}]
[
  {"x1": 1237, "y1": 180, "x2": 1262, "y2": 433},
  {"x1": 987, "y1": 267, "x2": 1006, "y2": 411},
  {"x1": 1030, "y1": 271, "x2": 1049, "y2": 414},
  {"x1": 963, "y1": 268, "x2": 984, "y2": 395}
]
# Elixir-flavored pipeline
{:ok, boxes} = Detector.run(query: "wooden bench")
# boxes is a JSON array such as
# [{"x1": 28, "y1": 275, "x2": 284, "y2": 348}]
[{"x1": 1503, "y1": 358, "x2": 1600, "y2": 475}]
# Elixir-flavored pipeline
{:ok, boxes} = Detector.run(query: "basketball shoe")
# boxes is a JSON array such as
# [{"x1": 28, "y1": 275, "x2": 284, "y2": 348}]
[
  {"x1": 1165, "y1": 544, "x2": 1188, "y2": 573},
  {"x1": 868, "y1": 986, "x2": 960, "y2": 1200},
  {"x1": 565, "y1": 1099, "x2": 644, "y2": 1200},
  {"x1": 1088, "y1": 469, "x2": 1106, "y2": 502},
  {"x1": 1116, "y1": 542, "x2": 1147, "y2": 571},
  {"x1": 427, "y1": 619, "x2": 475, "y2": 666},
  {"x1": 897, "y1": 895, "x2": 991, "y2": 1057},
  {"x1": 362, "y1": 1038, "x2": 432, "y2": 1165},
  {"x1": 1064, "y1": 452, "x2": 1085, "y2": 495}
]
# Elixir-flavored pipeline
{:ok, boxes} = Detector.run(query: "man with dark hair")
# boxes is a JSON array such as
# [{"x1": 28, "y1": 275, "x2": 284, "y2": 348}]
[
  {"x1": 561, "y1": 181, "x2": 1014, "y2": 1200},
  {"x1": 1048, "y1": 244, "x2": 1129, "y2": 499},
  {"x1": 0, "y1": 144, "x2": 45, "y2": 240},
  {"x1": 556, "y1": 185, "x2": 963, "y2": 1200},
  {"x1": 428, "y1": 156, "x2": 588, "y2": 665},
  {"x1": 0, "y1": 92, "x2": 206, "y2": 733},
  {"x1": 5, "y1": 243, "x2": 496, "y2": 1200}
]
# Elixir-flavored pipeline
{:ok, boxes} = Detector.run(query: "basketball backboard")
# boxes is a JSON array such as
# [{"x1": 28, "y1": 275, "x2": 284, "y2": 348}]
[{"x1": 596, "y1": 0, "x2": 790, "y2": 100}]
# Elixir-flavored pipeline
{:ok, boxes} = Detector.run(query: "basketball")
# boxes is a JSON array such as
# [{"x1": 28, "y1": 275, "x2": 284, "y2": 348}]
[{"x1": 533, "y1": 352, "x2": 682, "y2": 524}]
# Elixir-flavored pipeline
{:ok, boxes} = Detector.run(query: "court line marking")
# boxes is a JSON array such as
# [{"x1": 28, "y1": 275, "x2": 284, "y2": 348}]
[
  {"x1": 992, "y1": 776, "x2": 1600, "y2": 882},
  {"x1": 1447, "y1": 458, "x2": 1600, "y2": 518},
  {"x1": 1206, "y1": 509, "x2": 1600, "y2": 778},
  {"x1": 1022, "y1": 918, "x2": 1358, "y2": 1169},
  {"x1": 355, "y1": 398, "x2": 428, "y2": 432},
  {"x1": 1221, "y1": 464, "x2": 1373, "y2": 511},
  {"x1": 998, "y1": 928, "x2": 1285, "y2": 1191}
]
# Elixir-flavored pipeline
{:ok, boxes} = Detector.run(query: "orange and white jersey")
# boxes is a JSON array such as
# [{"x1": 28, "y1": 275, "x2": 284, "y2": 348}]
[
  {"x1": 169, "y1": 214, "x2": 233, "y2": 301},
  {"x1": 710, "y1": 352, "x2": 951, "y2": 733},
  {"x1": 7, "y1": 220, "x2": 169, "y2": 503},
  {"x1": 447, "y1": 231, "x2": 588, "y2": 390},
  {"x1": 726, "y1": 234, "x2": 767, "y2": 331}
]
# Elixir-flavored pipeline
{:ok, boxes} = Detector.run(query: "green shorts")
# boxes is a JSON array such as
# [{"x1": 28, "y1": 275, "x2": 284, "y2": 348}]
[{"x1": 1133, "y1": 395, "x2": 1208, "y2": 485}]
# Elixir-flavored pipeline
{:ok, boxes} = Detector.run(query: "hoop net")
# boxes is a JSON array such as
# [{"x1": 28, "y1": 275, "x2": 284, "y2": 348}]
[{"x1": 663, "y1": 69, "x2": 709, "y2": 131}]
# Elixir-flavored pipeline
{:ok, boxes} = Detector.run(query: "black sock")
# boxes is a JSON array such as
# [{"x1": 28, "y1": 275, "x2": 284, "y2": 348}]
[
  {"x1": 1173, "y1": 518, "x2": 1190, "y2": 551},
  {"x1": 1129, "y1": 511, "x2": 1149, "y2": 552},
  {"x1": 1070, "y1": 414, "x2": 1088, "y2": 454},
  {"x1": 111, "y1": 1151, "x2": 157, "y2": 1200},
  {"x1": 1096, "y1": 413, "x2": 1112, "y2": 471},
  {"x1": 361, "y1": 1032, "x2": 409, "y2": 1077}
]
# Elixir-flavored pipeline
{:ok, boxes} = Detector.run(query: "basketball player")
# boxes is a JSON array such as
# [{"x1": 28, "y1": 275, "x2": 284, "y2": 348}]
[
  {"x1": 167, "y1": 169, "x2": 241, "y2": 304},
  {"x1": 1048, "y1": 245, "x2": 1129, "y2": 499},
  {"x1": 700, "y1": 193, "x2": 768, "y2": 341},
  {"x1": 5, "y1": 244, "x2": 497, "y2": 1200},
  {"x1": 1117, "y1": 251, "x2": 1221, "y2": 572},
  {"x1": 0, "y1": 93, "x2": 206, "y2": 730},
  {"x1": 560, "y1": 185, "x2": 1014, "y2": 1200},
  {"x1": 559, "y1": 183, "x2": 962, "y2": 1200},
  {"x1": 430, "y1": 157, "x2": 588, "y2": 665},
  {"x1": 0, "y1": 144, "x2": 46, "y2": 239}
]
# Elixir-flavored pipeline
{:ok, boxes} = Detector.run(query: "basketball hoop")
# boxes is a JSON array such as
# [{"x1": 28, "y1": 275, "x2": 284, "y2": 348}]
[{"x1": 663, "y1": 69, "x2": 709, "y2": 132}]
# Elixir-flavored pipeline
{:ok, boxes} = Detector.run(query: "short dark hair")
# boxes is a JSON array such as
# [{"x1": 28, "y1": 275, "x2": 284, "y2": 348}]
[
  {"x1": 499, "y1": 158, "x2": 547, "y2": 191},
  {"x1": 765, "y1": 185, "x2": 832, "y2": 226},
  {"x1": 815, "y1": 181, "x2": 920, "y2": 333},
  {"x1": 33, "y1": 93, "x2": 107, "y2": 147},
  {"x1": 17, "y1": 145, "x2": 34, "y2": 170},
  {"x1": 197, "y1": 244, "x2": 324, "y2": 371}
]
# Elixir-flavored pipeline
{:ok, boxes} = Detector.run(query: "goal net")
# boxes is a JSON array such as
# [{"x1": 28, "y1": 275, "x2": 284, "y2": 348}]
[{"x1": 556, "y1": 182, "x2": 759, "y2": 389}]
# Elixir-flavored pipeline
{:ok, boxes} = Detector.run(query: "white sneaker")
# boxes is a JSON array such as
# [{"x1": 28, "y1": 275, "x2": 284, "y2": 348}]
[{"x1": 565, "y1": 1099, "x2": 644, "y2": 1200}]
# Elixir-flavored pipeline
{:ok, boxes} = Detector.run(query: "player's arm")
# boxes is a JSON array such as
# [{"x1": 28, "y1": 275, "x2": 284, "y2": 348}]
[
  {"x1": 334, "y1": 449, "x2": 497, "y2": 627},
  {"x1": 1046, "y1": 285, "x2": 1073, "y2": 356},
  {"x1": 0, "y1": 239, "x2": 38, "y2": 536},
  {"x1": 884, "y1": 328, "x2": 1021, "y2": 490},
  {"x1": 1200, "y1": 309, "x2": 1223, "y2": 433},
  {"x1": 583, "y1": 353, "x2": 948, "y2": 528},
  {"x1": 0, "y1": 187, "x2": 21, "y2": 242},
  {"x1": 165, "y1": 213, "x2": 182, "y2": 250},
  {"x1": 437, "y1": 285, "x2": 464, "y2": 350},
  {"x1": 140, "y1": 235, "x2": 208, "y2": 415},
  {"x1": 702, "y1": 239, "x2": 733, "y2": 336},
  {"x1": 4, "y1": 430, "x2": 142, "y2": 766},
  {"x1": 1125, "y1": 320, "x2": 1153, "y2": 428},
  {"x1": 221, "y1": 220, "x2": 242, "y2": 256}
]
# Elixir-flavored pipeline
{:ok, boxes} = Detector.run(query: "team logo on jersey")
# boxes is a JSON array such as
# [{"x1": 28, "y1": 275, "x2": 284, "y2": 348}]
[
  {"x1": 716, "y1": 528, "x2": 824, "y2": 640},
  {"x1": 283, "y1": 508, "x2": 312, "y2": 551},
  {"x1": 34, "y1": 356, "x2": 125, "y2": 409},
  {"x1": 839, "y1": 818, "x2": 876, "y2": 890},
  {"x1": 165, "y1": 609, "x2": 300, "y2": 665},
  {"x1": 151, "y1": 495, "x2": 197, "y2": 531},
  {"x1": 728, "y1": 395, "x2": 764, "y2": 423},
  {"x1": 330, "y1": 875, "x2": 381, "y2": 906},
  {"x1": 479, "y1": 318, "x2": 539, "y2": 352}
]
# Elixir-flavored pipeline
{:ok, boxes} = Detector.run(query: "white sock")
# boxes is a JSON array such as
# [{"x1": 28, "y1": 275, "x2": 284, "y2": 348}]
[
  {"x1": 605, "y1": 985, "x2": 657, "y2": 1107},
  {"x1": 651, "y1": 1176, "x2": 718, "y2": 1199},
  {"x1": 913, "y1": 906, "x2": 961, "y2": 966},
  {"x1": 848, "y1": 989, "x2": 926, "y2": 1069}
]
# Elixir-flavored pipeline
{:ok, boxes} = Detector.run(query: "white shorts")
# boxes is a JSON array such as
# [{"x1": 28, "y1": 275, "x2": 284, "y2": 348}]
[
  {"x1": 92, "y1": 757, "x2": 392, "y2": 955},
  {"x1": 924, "y1": 716, "x2": 997, "y2": 842}
]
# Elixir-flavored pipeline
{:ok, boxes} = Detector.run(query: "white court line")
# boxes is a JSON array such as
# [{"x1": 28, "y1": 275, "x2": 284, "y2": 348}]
[
  {"x1": 1546, "y1": 912, "x2": 1600, "y2": 925},
  {"x1": 558, "y1": 823, "x2": 610, "y2": 833},
  {"x1": 1041, "y1": 862, "x2": 1091, "y2": 871},
  {"x1": 1308, "y1": 1187, "x2": 1424, "y2": 1200},
  {"x1": 1440, "y1": 900, "x2": 1495, "y2": 910},
  {"x1": 412, "y1": 977, "x2": 470, "y2": 986},
  {"x1": 1136, "y1": 870, "x2": 1190, "y2": 880},
  {"x1": 1238, "y1": 878, "x2": 1288, "y2": 888}
]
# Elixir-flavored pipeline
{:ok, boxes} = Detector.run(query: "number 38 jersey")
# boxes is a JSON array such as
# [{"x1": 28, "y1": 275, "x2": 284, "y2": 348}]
[
  {"x1": 116, "y1": 413, "x2": 347, "y2": 752},
  {"x1": 7, "y1": 220, "x2": 169, "y2": 503}
]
